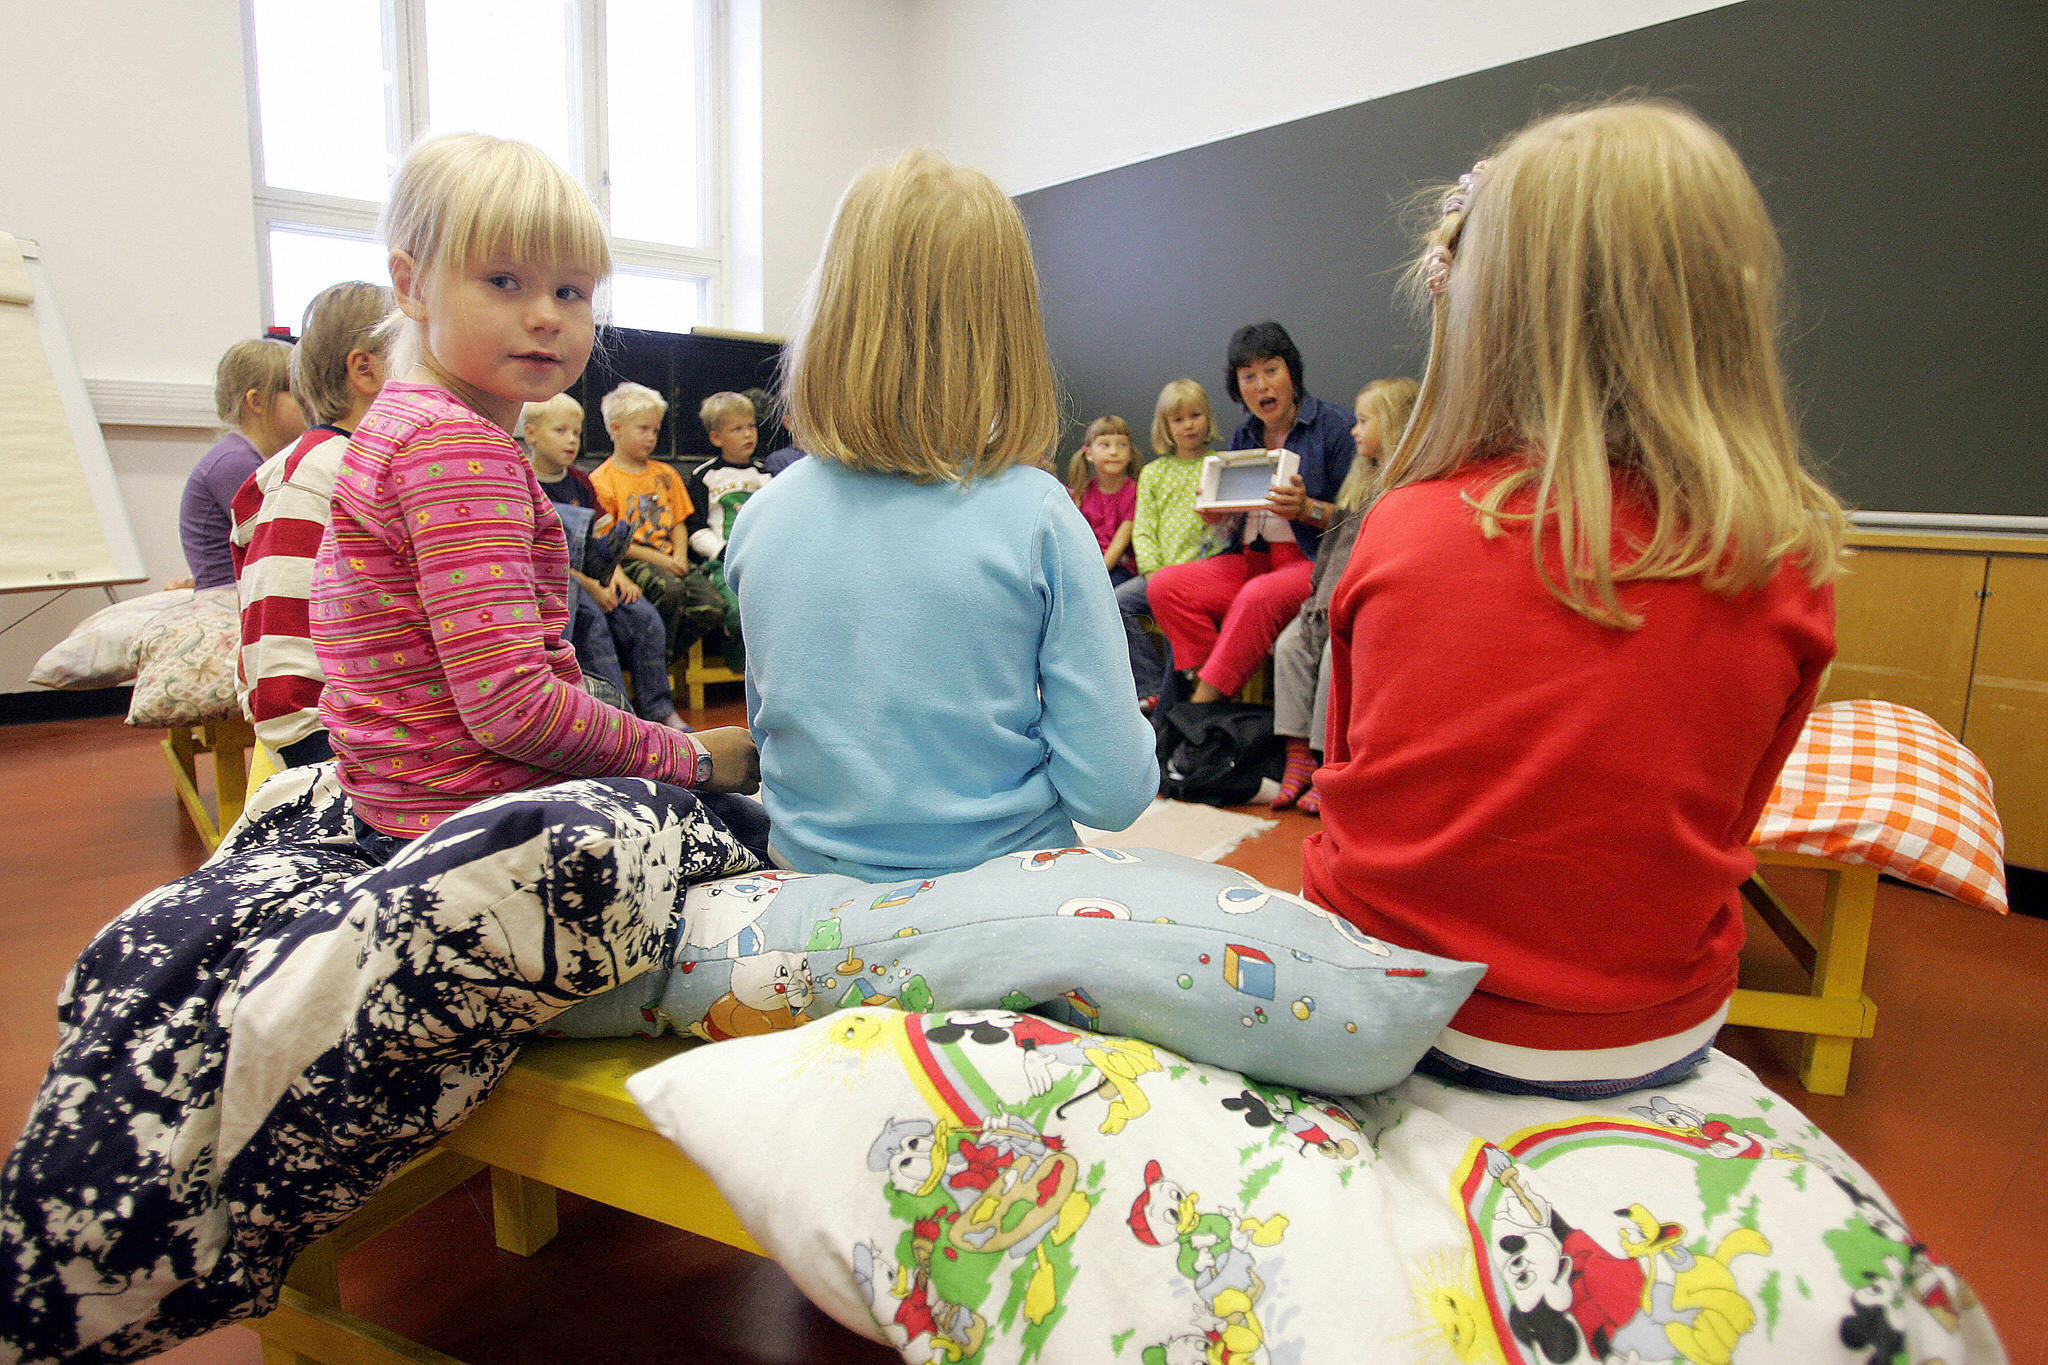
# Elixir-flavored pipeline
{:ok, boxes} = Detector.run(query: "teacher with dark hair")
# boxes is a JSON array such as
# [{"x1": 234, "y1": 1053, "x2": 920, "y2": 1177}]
[{"x1": 1147, "y1": 320, "x2": 1357, "y2": 706}]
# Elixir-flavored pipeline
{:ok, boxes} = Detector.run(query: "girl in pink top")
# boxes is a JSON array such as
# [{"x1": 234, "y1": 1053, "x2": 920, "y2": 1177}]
[
  {"x1": 1066, "y1": 415, "x2": 1140, "y2": 583},
  {"x1": 311, "y1": 133, "x2": 758, "y2": 841}
]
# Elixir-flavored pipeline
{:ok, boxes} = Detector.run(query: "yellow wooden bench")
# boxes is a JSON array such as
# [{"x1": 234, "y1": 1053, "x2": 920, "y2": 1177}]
[
  {"x1": 251, "y1": 1036, "x2": 756, "y2": 1365},
  {"x1": 670, "y1": 638, "x2": 743, "y2": 714},
  {"x1": 1728, "y1": 849, "x2": 1881, "y2": 1096},
  {"x1": 243, "y1": 851, "x2": 1884, "y2": 1360},
  {"x1": 160, "y1": 717, "x2": 263, "y2": 851}
]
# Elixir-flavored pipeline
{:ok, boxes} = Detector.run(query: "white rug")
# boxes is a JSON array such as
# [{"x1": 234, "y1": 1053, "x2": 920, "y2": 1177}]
[{"x1": 1078, "y1": 786, "x2": 1279, "y2": 864}]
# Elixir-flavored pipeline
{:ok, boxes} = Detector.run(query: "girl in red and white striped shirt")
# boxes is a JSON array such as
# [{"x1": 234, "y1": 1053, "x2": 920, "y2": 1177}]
[
  {"x1": 232, "y1": 280, "x2": 391, "y2": 768},
  {"x1": 310, "y1": 133, "x2": 756, "y2": 846}
]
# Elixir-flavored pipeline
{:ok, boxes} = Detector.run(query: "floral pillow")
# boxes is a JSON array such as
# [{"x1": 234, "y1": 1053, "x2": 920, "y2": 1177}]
[
  {"x1": 1752, "y1": 699, "x2": 2008, "y2": 913},
  {"x1": 125, "y1": 587, "x2": 243, "y2": 728},
  {"x1": 547, "y1": 846, "x2": 1483, "y2": 1096},
  {"x1": 30, "y1": 587, "x2": 192, "y2": 690},
  {"x1": 627, "y1": 1009, "x2": 2002, "y2": 1365}
]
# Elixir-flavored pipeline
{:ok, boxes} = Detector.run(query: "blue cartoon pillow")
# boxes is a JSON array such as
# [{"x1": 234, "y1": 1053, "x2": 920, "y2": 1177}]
[{"x1": 549, "y1": 846, "x2": 1482, "y2": 1095}]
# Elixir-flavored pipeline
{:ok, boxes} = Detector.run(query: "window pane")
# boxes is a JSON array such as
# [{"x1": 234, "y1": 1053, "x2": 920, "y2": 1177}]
[
  {"x1": 269, "y1": 226, "x2": 393, "y2": 334},
  {"x1": 605, "y1": 271, "x2": 706, "y2": 334},
  {"x1": 423, "y1": 0, "x2": 579, "y2": 173},
  {"x1": 606, "y1": 0, "x2": 703, "y2": 246},
  {"x1": 252, "y1": 0, "x2": 395, "y2": 200}
]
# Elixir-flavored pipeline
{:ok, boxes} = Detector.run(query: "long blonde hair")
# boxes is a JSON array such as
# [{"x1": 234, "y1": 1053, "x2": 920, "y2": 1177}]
[
  {"x1": 1382, "y1": 99, "x2": 1846, "y2": 627},
  {"x1": 785, "y1": 149, "x2": 1059, "y2": 484},
  {"x1": 1333, "y1": 377, "x2": 1419, "y2": 514}
]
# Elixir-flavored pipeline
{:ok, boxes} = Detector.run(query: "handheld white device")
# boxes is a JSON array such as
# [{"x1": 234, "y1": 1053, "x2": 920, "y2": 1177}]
[{"x1": 1195, "y1": 448, "x2": 1300, "y2": 512}]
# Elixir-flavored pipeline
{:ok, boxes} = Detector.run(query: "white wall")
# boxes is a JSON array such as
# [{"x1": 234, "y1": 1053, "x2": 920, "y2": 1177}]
[
  {"x1": 1, "y1": 2, "x2": 261, "y2": 689},
  {"x1": 758, "y1": 0, "x2": 918, "y2": 335},
  {"x1": 910, "y1": 0, "x2": 1748, "y2": 194},
  {"x1": 2, "y1": 3, "x2": 263, "y2": 386}
]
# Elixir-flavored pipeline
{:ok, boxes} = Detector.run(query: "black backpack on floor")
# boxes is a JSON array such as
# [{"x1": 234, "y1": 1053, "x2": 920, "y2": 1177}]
[{"x1": 1155, "y1": 701, "x2": 1283, "y2": 807}]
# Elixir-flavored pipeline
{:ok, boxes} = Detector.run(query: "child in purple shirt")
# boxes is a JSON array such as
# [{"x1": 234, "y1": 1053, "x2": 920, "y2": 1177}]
[
  {"x1": 178, "y1": 338, "x2": 306, "y2": 589},
  {"x1": 1067, "y1": 415, "x2": 1140, "y2": 583}
]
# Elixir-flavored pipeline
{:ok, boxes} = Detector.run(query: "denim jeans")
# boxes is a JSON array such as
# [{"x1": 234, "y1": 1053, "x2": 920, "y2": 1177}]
[
  {"x1": 351, "y1": 814, "x2": 415, "y2": 866},
  {"x1": 1114, "y1": 572, "x2": 1168, "y2": 699},
  {"x1": 572, "y1": 592, "x2": 677, "y2": 720},
  {"x1": 1414, "y1": 1038, "x2": 1716, "y2": 1101}
]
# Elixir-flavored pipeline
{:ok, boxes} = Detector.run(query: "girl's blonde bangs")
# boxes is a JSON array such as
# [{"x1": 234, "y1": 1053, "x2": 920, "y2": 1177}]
[{"x1": 387, "y1": 134, "x2": 611, "y2": 282}]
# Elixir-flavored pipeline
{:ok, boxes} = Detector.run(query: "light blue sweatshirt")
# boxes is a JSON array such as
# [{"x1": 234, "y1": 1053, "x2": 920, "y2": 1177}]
[{"x1": 725, "y1": 456, "x2": 1159, "y2": 882}]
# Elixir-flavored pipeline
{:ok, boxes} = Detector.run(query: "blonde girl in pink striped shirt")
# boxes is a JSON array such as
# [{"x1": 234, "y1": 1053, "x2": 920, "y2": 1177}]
[{"x1": 311, "y1": 133, "x2": 758, "y2": 844}]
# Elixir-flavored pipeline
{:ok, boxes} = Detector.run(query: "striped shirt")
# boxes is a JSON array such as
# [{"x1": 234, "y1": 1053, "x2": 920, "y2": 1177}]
[
  {"x1": 231, "y1": 425, "x2": 349, "y2": 751},
  {"x1": 312, "y1": 381, "x2": 701, "y2": 836}
]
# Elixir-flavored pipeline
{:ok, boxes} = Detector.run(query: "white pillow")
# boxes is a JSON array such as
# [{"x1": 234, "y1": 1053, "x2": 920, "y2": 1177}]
[
  {"x1": 629, "y1": 1012, "x2": 2004, "y2": 1365},
  {"x1": 28, "y1": 588, "x2": 193, "y2": 690}
]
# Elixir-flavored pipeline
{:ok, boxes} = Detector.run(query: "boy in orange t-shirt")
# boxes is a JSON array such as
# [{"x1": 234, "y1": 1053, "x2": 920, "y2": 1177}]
[{"x1": 590, "y1": 382, "x2": 723, "y2": 659}]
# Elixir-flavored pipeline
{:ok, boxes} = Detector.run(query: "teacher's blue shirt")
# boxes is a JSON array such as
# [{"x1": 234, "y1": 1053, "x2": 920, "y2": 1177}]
[{"x1": 1224, "y1": 390, "x2": 1356, "y2": 559}]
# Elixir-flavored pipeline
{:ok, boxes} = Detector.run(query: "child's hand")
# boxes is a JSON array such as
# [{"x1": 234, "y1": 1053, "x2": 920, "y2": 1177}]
[
  {"x1": 612, "y1": 569, "x2": 641, "y2": 604},
  {"x1": 589, "y1": 579, "x2": 619, "y2": 612},
  {"x1": 694, "y1": 726, "x2": 762, "y2": 794}
]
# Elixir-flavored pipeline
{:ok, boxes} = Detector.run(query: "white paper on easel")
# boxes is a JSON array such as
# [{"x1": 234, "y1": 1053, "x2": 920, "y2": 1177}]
[{"x1": 0, "y1": 232, "x2": 144, "y2": 593}]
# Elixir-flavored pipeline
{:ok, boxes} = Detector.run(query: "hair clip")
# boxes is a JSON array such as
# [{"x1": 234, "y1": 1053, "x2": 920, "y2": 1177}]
[
  {"x1": 1423, "y1": 245, "x2": 1455, "y2": 296},
  {"x1": 1440, "y1": 159, "x2": 1491, "y2": 219}
]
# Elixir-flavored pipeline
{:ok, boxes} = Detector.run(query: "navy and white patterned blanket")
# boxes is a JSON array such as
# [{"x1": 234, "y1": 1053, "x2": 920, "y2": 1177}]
[{"x1": 0, "y1": 766, "x2": 765, "y2": 1364}]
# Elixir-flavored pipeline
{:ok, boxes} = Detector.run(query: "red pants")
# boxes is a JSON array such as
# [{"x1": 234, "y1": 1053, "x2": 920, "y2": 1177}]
[{"x1": 1147, "y1": 543, "x2": 1311, "y2": 697}]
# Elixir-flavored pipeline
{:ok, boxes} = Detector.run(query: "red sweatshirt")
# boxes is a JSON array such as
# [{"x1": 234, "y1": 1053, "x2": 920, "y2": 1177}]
[{"x1": 1300, "y1": 457, "x2": 1833, "y2": 1061}]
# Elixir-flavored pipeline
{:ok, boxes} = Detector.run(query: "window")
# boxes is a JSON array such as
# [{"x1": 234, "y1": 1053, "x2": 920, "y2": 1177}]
[{"x1": 244, "y1": 0, "x2": 728, "y2": 335}]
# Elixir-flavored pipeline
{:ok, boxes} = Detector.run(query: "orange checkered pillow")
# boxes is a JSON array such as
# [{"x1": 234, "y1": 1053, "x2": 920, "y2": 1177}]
[{"x1": 1751, "y1": 699, "x2": 2007, "y2": 913}]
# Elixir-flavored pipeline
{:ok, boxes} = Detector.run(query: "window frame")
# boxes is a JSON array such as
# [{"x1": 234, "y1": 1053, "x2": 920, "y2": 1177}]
[{"x1": 240, "y1": 0, "x2": 731, "y2": 335}]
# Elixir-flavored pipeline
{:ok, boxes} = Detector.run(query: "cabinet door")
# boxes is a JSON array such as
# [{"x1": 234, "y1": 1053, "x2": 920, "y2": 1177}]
[
  {"x1": 1964, "y1": 555, "x2": 2048, "y2": 870},
  {"x1": 1820, "y1": 549, "x2": 1986, "y2": 737}
]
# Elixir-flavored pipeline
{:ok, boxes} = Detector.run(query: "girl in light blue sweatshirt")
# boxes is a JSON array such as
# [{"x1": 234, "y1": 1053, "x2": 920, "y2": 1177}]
[{"x1": 725, "y1": 150, "x2": 1159, "y2": 882}]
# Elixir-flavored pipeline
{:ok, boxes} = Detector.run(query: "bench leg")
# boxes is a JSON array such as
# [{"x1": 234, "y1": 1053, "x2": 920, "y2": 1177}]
[
  {"x1": 1796, "y1": 863, "x2": 1879, "y2": 1095},
  {"x1": 162, "y1": 727, "x2": 221, "y2": 848},
  {"x1": 490, "y1": 1168, "x2": 560, "y2": 1255},
  {"x1": 257, "y1": 1239, "x2": 343, "y2": 1364},
  {"x1": 689, "y1": 640, "x2": 709, "y2": 713},
  {"x1": 211, "y1": 724, "x2": 252, "y2": 836}
]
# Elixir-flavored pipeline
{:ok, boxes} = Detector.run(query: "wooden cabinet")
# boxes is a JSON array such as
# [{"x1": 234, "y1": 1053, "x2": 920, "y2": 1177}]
[{"x1": 1819, "y1": 533, "x2": 2048, "y2": 869}]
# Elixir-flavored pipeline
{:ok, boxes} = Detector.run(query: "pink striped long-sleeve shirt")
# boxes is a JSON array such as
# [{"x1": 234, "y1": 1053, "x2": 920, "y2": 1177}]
[{"x1": 312, "y1": 381, "x2": 700, "y2": 836}]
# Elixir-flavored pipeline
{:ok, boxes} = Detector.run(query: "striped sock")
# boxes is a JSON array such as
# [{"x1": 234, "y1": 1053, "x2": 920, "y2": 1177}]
[{"x1": 1272, "y1": 737, "x2": 1317, "y2": 809}]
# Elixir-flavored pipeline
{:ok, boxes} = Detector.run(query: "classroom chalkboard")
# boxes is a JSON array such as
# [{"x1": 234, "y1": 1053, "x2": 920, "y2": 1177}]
[
  {"x1": 1017, "y1": 0, "x2": 2048, "y2": 519},
  {"x1": 567, "y1": 327, "x2": 786, "y2": 464}
]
